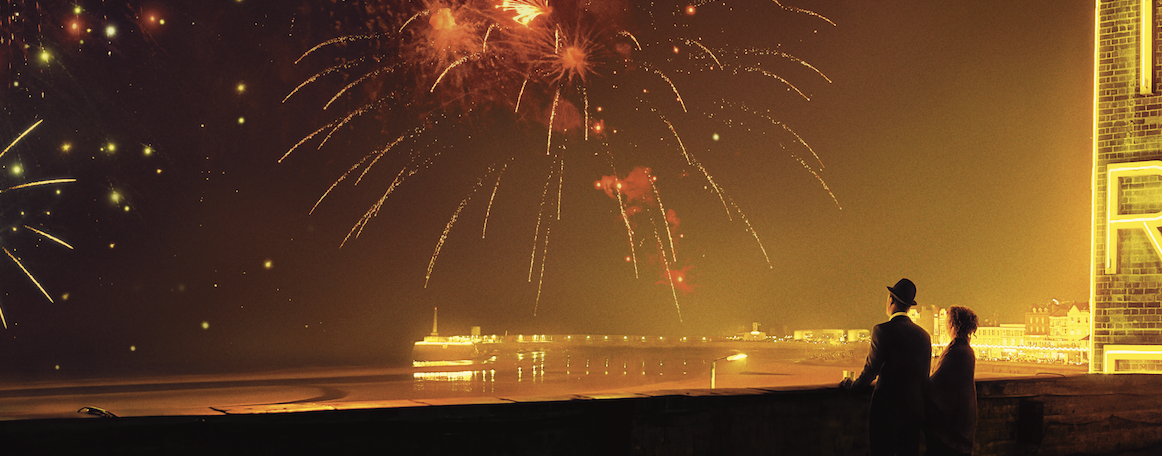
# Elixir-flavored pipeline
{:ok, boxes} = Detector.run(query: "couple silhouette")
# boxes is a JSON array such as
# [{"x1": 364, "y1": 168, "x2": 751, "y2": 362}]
[{"x1": 841, "y1": 278, "x2": 979, "y2": 456}]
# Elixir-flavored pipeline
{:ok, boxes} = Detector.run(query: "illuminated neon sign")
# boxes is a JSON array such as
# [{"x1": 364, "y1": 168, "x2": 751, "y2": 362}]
[{"x1": 1106, "y1": 161, "x2": 1162, "y2": 273}]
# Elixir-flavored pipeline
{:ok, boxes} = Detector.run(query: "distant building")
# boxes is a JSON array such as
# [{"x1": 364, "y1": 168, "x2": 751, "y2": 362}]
[
  {"x1": 1025, "y1": 299, "x2": 1063, "y2": 337},
  {"x1": 1051, "y1": 303, "x2": 1091, "y2": 341},
  {"x1": 909, "y1": 305, "x2": 941, "y2": 339},
  {"x1": 974, "y1": 324, "x2": 1027, "y2": 360},
  {"x1": 1023, "y1": 300, "x2": 1091, "y2": 364},
  {"x1": 737, "y1": 322, "x2": 768, "y2": 341},
  {"x1": 793, "y1": 328, "x2": 858, "y2": 344}
]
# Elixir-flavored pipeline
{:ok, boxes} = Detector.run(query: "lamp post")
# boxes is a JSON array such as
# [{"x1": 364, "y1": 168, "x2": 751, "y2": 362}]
[{"x1": 711, "y1": 353, "x2": 747, "y2": 389}]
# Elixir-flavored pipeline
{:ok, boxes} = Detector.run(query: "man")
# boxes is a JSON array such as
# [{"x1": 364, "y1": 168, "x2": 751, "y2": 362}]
[{"x1": 842, "y1": 278, "x2": 932, "y2": 456}]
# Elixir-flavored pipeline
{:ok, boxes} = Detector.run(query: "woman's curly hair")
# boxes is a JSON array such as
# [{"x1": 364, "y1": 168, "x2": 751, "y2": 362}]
[{"x1": 948, "y1": 305, "x2": 978, "y2": 339}]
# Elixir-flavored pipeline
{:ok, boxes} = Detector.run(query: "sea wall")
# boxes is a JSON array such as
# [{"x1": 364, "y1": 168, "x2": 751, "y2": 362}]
[{"x1": 3, "y1": 374, "x2": 1162, "y2": 455}]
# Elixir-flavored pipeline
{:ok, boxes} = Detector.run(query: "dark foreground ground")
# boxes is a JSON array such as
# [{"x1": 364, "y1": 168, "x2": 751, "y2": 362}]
[{"x1": 3, "y1": 373, "x2": 1162, "y2": 455}]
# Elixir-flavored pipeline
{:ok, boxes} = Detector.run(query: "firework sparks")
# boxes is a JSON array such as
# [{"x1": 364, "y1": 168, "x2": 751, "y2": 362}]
[
  {"x1": 482, "y1": 162, "x2": 509, "y2": 238},
  {"x1": 284, "y1": 0, "x2": 839, "y2": 320},
  {"x1": 0, "y1": 121, "x2": 77, "y2": 328},
  {"x1": 651, "y1": 221, "x2": 682, "y2": 322},
  {"x1": 3, "y1": 247, "x2": 52, "y2": 304},
  {"x1": 595, "y1": 166, "x2": 694, "y2": 298},
  {"x1": 0, "y1": 178, "x2": 77, "y2": 193},
  {"x1": 650, "y1": 177, "x2": 678, "y2": 263},
  {"x1": 23, "y1": 225, "x2": 74, "y2": 250},
  {"x1": 426, "y1": 180, "x2": 484, "y2": 288},
  {"x1": 431, "y1": 53, "x2": 481, "y2": 92},
  {"x1": 1, "y1": 120, "x2": 44, "y2": 159},
  {"x1": 683, "y1": 39, "x2": 722, "y2": 69},
  {"x1": 497, "y1": 0, "x2": 552, "y2": 26},
  {"x1": 528, "y1": 157, "x2": 557, "y2": 282}
]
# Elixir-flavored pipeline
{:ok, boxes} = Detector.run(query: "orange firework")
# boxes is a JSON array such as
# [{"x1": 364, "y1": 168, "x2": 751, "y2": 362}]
[
  {"x1": 496, "y1": 0, "x2": 552, "y2": 26},
  {"x1": 282, "y1": 0, "x2": 838, "y2": 320}
]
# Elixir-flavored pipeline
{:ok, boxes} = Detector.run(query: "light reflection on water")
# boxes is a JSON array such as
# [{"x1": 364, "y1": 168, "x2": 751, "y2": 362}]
[{"x1": 409, "y1": 348, "x2": 734, "y2": 398}]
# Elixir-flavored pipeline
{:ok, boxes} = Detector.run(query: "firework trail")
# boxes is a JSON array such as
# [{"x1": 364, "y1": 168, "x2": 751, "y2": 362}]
[
  {"x1": 651, "y1": 219, "x2": 682, "y2": 322},
  {"x1": 709, "y1": 101, "x2": 841, "y2": 209},
  {"x1": 426, "y1": 166, "x2": 502, "y2": 287},
  {"x1": 0, "y1": 120, "x2": 76, "y2": 329},
  {"x1": 283, "y1": 0, "x2": 838, "y2": 320},
  {"x1": 650, "y1": 177, "x2": 678, "y2": 263},
  {"x1": 481, "y1": 162, "x2": 508, "y2": 238}
]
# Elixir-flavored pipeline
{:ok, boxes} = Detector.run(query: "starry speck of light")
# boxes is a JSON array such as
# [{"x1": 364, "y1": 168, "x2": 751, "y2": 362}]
[{"x1": 201, "y1": 321, "x2": 209, "y2": 330}]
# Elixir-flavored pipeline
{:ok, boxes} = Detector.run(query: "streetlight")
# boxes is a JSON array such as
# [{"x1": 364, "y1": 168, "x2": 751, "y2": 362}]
[{"x1": 711, "y1": 353, "x2": 747, "y2": 389}]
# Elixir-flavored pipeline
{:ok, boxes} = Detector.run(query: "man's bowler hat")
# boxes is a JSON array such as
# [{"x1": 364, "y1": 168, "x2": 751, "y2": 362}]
[{"x1": 887, "y1": 278, "x2": 917, "y2": 307}]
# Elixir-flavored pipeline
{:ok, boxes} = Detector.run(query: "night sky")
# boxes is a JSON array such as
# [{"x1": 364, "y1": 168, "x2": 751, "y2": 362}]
[{"x1": 1, "y1": 0, "x2": 1094, "y2": 378}]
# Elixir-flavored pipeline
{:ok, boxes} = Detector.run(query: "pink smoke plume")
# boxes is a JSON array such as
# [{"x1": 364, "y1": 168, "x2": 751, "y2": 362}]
[
  {"x1": 593, "y1": 166, "x2": 655, "y2": 206},
  {"x1": 657, "y1": 265, "x2": 696, "y2": 294},
  {"x1": 595, "y1": 166, "x2": 697, "y2": 295}
]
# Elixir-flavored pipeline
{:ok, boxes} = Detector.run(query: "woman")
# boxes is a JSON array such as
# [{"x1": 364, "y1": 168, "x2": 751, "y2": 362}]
[{"x1": 927, "y1": 306, "x2": 979, "y2": 456}]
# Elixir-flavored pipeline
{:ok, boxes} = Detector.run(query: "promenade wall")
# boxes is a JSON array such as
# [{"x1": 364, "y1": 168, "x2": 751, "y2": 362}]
[{"x1": 3, "y1": 374, "x2": 1162, "y2": 454}]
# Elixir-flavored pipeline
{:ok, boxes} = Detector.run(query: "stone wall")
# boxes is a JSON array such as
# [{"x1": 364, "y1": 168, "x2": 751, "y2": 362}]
[{"x1": 3, "y1": 374, "x2": 1162, "y2": 455}]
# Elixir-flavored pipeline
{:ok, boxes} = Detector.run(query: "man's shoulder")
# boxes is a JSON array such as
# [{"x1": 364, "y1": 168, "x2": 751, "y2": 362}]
[{"x1": 878, "y1": 316, "x2": 930, "y2": 339}]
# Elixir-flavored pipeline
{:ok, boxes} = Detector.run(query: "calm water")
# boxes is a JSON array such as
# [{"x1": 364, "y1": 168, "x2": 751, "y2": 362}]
[{"x1": 408, "y1": 344, "x2": 818, "y2": 398}]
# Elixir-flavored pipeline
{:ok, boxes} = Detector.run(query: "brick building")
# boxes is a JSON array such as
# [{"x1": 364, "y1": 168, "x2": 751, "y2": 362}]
[{"x1": 1093, "y1": 0, "x2": 1162, "y2": 373}]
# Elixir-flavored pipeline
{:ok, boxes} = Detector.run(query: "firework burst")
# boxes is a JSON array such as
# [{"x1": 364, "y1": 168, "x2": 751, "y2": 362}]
[{"x1": 282, "y1": 0, "x2": 837, "y2": 321}]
